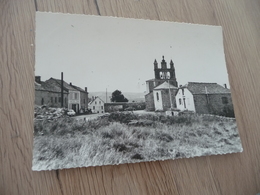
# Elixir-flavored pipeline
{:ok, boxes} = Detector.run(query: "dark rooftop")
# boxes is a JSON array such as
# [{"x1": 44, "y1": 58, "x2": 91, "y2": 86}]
[{"x1": 187, "y1": 82, "x2": 231, "y2": 94}]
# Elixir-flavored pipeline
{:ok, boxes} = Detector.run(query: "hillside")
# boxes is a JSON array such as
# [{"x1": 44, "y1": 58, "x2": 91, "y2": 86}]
[{"x1": 88, "y1": 91, "x2": 145, "y2": 103}]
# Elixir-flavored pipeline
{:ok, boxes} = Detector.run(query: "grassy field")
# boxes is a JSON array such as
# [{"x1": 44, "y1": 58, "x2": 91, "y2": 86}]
[{"x1": 32, "y1": 112, "x2": 242, "y2": 170}]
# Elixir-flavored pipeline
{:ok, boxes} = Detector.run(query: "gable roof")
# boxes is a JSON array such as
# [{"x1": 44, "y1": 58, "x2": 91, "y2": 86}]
[
  {"x1": 186, "y1": 82, "x2": 231, "y2": 94},
  {"x1": 35, "y1": 81, "x2": 68, "y2": 93},
  {"x1": 47, "y1": 78, "x2": 78, "y2": 91},
  {"x1": 88, "y1": 96, "x2": 105, "y2": 105},
  {"x1": 71, "y1": 85, "x2": 87, "y2": 93},
  {"x1": 153, "y1": 81, "x2": 178, "y2": 90}
]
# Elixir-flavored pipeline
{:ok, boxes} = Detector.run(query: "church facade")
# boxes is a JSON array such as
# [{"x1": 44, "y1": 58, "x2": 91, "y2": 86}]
[{"x1": 145, "y1": 56, "x2": 178, "y2": 111}]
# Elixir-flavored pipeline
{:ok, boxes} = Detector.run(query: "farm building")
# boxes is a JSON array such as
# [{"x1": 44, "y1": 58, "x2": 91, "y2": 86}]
[
  {"x1": 175, "y1": 82, "x2": 234, "y2": 116},
  {"x1": 44, "y1": 78, "x2": 88, "y2": 113},
  {"x1": 35, "y1": 76, "x2": 69, "y2": 108}
]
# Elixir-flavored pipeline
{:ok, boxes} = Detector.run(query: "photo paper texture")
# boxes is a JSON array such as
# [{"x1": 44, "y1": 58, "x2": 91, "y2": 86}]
[{"x1": 33, "y1": 12, "x2": 242, "y2": 171}]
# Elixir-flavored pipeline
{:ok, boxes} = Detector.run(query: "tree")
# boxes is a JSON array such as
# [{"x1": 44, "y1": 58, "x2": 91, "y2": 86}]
[{"x1": 111, "y1": 90, "x2": 129, "y2": 102}]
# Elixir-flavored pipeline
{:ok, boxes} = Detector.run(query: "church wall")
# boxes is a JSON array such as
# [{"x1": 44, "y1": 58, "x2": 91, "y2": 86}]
[
  {"x1": 153, "y1": 90, "x2": 163, "y2": 110},
  {"x1": 160, "y1": 89, "x2": 177, "y2": 111},
  {"x1": 145, "y1": 92, "x2": 155, "y2": 111}
]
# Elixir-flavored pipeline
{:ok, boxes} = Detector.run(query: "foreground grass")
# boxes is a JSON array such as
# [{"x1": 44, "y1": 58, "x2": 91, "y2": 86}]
[{"x1": 32, "y1": 113, "x2": 242, "y2": 170}]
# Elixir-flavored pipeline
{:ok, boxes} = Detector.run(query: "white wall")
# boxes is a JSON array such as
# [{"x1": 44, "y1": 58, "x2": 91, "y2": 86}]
[
  {"x1": 89, "y1": 98, "x2": 105, "y2": 113},
  {"x1": 153, "y1": 90, "x2": 163, "y2": 111},
  {"x1": 175, "y1": 88, "x2": 196, "y2": 112}
]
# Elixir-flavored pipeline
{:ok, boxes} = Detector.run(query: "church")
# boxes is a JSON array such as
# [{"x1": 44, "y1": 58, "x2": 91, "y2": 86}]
[
  {"x1": 145, "y1": 56, "x2": 234, "y2": 116},
  {"x1": 145, "y1": 56, "x2": 178, "y2": 111}
]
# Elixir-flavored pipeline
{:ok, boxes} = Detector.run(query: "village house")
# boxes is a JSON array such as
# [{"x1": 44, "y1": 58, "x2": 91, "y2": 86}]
[
  {"x1": 145, "y1": 56, "x2": 178, "y2": 111},
  {"x1": 44, "y1": 77, "x2": 88, "y2": 113},
  {"x1": 88, "y1": 96, "x2": 105, "y2": 113},
  {"x1": 35, "y1": 76, "x2": 69, "y2": 107},
  {"x1": 175, "y1": 82, "x2": 234, "y2": 116}
]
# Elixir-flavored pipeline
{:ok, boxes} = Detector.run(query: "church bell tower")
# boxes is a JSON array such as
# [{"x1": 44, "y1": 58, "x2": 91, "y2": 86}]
[{"x1": 154, "y1": 56, "x2": 178, "y2": 87}]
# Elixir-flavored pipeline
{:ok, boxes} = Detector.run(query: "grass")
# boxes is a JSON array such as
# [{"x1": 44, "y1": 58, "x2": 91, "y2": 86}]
[{"x1": 32, "y1": 112, "x2": 242, "y2": 170}]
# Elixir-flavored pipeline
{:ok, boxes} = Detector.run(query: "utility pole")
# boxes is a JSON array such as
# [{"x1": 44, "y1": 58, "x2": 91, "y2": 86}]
[{"x1": 61, "y1": 72, "x2": 64, "y2": 107}]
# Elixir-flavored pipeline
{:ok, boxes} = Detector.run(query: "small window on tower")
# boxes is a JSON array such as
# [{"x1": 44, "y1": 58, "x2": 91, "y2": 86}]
[{"x1": 179, "y1": 98, "x2": 182, "y2": 105}]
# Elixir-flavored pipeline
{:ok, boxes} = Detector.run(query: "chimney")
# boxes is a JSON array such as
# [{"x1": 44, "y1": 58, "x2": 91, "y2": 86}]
[
  {"x1": 70, "y1": 82, "x2": 72, "y2": 86},
  {"x1": 35, "y1": 76, "x2": 41, "y2": 83},
  {"x1": 224, "y1": 84, "x2": 227, "y2": 88},
  {"x1": 85, "y1": 87, "x2": 88, "y2": 92}
]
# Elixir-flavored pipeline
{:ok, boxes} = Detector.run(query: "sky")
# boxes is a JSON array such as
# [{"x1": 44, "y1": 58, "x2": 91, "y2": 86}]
[{"x1": 35, "y1": 12, "x2": 230, "y2": 94}]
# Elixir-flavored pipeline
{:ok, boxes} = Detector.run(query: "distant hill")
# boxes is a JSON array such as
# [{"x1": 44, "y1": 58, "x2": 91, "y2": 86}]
[{"x1": 88, "y1": 91, "x2": 145, "y2": 103}]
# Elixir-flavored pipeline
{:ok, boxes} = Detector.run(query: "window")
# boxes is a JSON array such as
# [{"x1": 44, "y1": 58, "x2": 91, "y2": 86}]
[
  {"x1": 95, "y1": 101, "x2": 97, "y2": 104},
  {"x1": 101, "y1": 106, "x2": 103, "y2": 110},
  {"x1": 58, "y1": 97, "x2": 61, "y2": 103},
  {"x1": 99, "y1": 101, "x2": 101, "y2": 104},
  {"x1": 41, "y1": 98, "x2": 44, "y2": 105},
  {"x1": 93, "y1": 106, "x2": 95, "y2": 110},
  {"x1": 55, "y1": 97, "x2": 57, "y2": 103},
  {"x1": 74, "y1": 93, "x2": 78, "y2": 99},
  {"x1": 51, "y1": 97, "x2": 53, "y2": 103},
  {"x1": 179, "y1": 98, "x2": 182, "y2": 105},
  {"x1": 182, "y1": 89, "x2": 184, "y2": 96},
  {"x1": 156, "y1": 92, "x2": 159, "y2": 101},
  {"x1": 65, "y1": 97, "x2": 67, "y2": 104},
  {"x1": 222, "y1": 97, "x2": 228, "y2": 104}
]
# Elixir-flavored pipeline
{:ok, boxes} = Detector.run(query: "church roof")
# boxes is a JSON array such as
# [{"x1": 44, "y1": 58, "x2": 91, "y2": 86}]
[
  {"x1": 153, "y1": 81, "x2": 178, "y2": 90},
  {"x1": 186, "y1": 82, "x2": 231, "y2": 94}
]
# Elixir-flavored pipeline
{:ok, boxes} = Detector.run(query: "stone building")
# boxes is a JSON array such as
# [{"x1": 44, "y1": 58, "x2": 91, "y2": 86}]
[
  {"x1": 35, "y1": 76, "x2": 69, "y2": 107},
  {"x1": 145, "y1": 56, "x2": 178, "y2": 111},
  {"x1": 175, "y1": 82, "x2": 234, "y2": 116},
  {"x1": 44, "y1": 78, "x2": 88, "y2": 113}
]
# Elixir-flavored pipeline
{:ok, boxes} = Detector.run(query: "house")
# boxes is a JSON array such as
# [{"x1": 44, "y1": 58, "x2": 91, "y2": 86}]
[
  {"x1": 44, "y1": 78, "x2": 88, "y2": 113},
  {"x1": 88, "y1": 96, "x2": 105, "y2": 113},
  {"x1": 35, "y1": 76, "x2": 69, "y2": 107},
  {"x1": 145, "y1": 56, "x2": 178, "y2": 111},
  {"x1": 175, "y1": 82, "x2": 234, "y2": 116}
]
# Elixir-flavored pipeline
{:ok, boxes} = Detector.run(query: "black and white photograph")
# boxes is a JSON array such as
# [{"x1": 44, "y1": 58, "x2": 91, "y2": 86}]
[{"x1": 33, "y1": 12, "x2": 243, "y2": 171}]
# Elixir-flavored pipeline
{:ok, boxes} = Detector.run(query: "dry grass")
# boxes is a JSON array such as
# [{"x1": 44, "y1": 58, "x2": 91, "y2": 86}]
[{"x1": 32, "y1": 112, "x2": 242, "y2": 170}]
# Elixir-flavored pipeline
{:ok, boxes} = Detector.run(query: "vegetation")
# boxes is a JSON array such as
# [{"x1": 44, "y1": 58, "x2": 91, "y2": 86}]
[
  {"x1": 33, "y1": 112, "x2": 242, "y2": 170},
  {"x1": 111, "y1": 90, "x2": 129, "y2": 102}
]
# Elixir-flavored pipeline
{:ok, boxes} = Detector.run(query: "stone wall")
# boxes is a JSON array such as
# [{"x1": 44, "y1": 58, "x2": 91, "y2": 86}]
[
  {"x1": 80, "y1": 91, "x2": 88, "y2": 110},
  {"x1": 35, "y1": 90, "x2": 68, "y2": 108},
  {"x1": 145, "y1": 92, "x2": 155, "y2": 111},
  {"x1": 193, "y1": 93, "x2": 234, "y2": 116}
]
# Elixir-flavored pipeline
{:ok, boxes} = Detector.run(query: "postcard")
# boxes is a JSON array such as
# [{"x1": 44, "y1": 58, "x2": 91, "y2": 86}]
[{"x1": 33, "y1": 12, "x2": 242, "y2": 171}]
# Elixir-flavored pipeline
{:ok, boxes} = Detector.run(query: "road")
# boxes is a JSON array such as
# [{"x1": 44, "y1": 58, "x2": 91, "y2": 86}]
[
  {"x1": 73, "y1": 113, "x2": 107, "y2": 121},
  {"x1": 72, "y1": 110, "x2": 156, "y2": 121}
]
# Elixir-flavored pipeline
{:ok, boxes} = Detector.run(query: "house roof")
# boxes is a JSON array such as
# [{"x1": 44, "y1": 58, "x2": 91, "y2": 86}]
[
  {"x1": 71, "y1": 85, "x2": 87, "y2": 93},
  {"x1": 186, "y1": 82, "x2": 231, "y2": 94},
  {"x1": 153, "y1": 81, "x2": 178, "y2": 90},
  {"x1": 88, "y1": 96, "x2": 105, "y2": 105},
  {"x1": 35, "y1": 81, "x2": 68, "y2": 93},
  {"x1": 48, "y1": 78, "x2": 78, "y2": 91}
]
